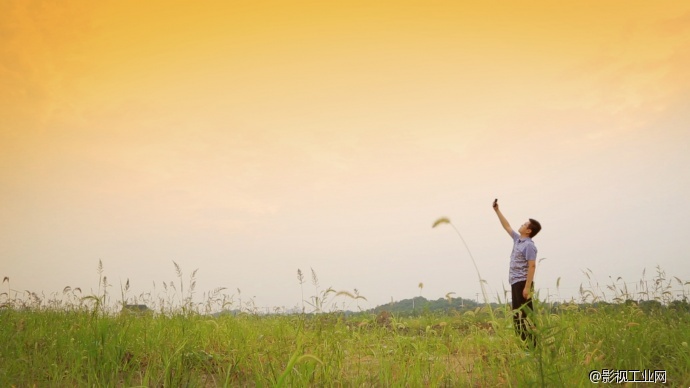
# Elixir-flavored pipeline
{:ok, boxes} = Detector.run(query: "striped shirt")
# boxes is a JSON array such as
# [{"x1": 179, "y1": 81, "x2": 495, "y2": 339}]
[{"x1": 509, "y1": 230, "x2": 537, "y2": 285}]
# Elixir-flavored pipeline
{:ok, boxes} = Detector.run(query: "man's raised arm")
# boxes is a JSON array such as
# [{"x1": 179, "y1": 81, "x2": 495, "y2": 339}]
[{"x1": 493, "y1": 199, "x2": 514, "y2": 237}]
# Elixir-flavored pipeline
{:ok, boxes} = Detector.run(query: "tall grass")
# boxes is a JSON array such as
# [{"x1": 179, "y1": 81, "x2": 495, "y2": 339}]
[
  {"x1": 432, "y1": 217, "x2": 490, "y2": 308},
  {"x1": 1, "y1": 263, "x2": 688, "y2": 386}
]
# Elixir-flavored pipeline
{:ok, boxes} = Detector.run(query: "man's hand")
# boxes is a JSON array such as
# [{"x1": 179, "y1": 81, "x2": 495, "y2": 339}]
[
  {"x1": 525, "y1": 261, "x2": 536, "y2": 299},
  {"x1": 494, "y1": 198, "x2": 513, "y2": 236}
]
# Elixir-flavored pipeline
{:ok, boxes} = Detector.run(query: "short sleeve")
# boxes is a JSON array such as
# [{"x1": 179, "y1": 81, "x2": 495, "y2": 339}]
[
  {"x1": 511, "y1": 230, "x2": 519, "y2": 241},
  {"x1": 525, "y1": 243, "x2": 537, "y2": 261}
]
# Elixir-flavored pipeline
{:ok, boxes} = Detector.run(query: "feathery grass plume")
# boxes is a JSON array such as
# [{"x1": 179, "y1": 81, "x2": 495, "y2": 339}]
[
  {"x1": 185, "y1": 268, "x2": 199, "y2": 312},
  {"x1": 96, "y1": 260, "x2": 104, "y2": 298},
  {"x1": 203, "y1": 286, "x2": 227, "y2": 314},
  {"x1": 173, "y1": 261, "x2": 182, "y2": 277},
  {"x1": 311, "y1": 268, "x2": 319, "y2": 289},
  {"x1": 432, "y1": 217, "x2": 489, "y2": 308},
  {"x1": 335, "y1": 290, "x2": 367, "y2": 301},
  {"x1": 308, "y1": 268, "x2": 325, "y2": 312},
  {"x1": 432, "y1": 217, "x2": 450, "y2": 228},
  {"x1": 2, "y1": 277, "x2": 9, "y2": 306},
  {"x1": 190, "y1": 269, "x2": 198, "y2": 295},
  {"x1": 173, "y1": 261, "x2": 185, "y2": 303},
  {"x1": 120, "y1": 279, "x2": 130, "y2": 310},
  {"x1": 335, "y1": 288, "x2": 367, "y2": 310},
  {"x1": 335, "y1": 291, "x2": 355, "y2": 299},
  {"x1": 297, "y1": 269, "x2": 305, "y2": 313},
  {"x1": 27, "y1": 291, "x2": 41, "y2": 307}
]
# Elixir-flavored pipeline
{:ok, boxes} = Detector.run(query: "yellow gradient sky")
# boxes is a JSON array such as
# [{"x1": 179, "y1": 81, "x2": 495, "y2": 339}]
[{"x1": 2, "y1": 1, "x2": 689, "y2": 309}]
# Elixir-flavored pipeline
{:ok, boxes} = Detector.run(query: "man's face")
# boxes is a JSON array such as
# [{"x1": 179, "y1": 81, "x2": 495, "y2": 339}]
[{"x1": 518, "y1": 220, "x2": 532, "y2": 236}]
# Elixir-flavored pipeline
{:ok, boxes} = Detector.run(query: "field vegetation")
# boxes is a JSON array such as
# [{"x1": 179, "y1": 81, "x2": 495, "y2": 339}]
[{"x1": 1, "y1": 262, "x2": 689, "y2": 387}]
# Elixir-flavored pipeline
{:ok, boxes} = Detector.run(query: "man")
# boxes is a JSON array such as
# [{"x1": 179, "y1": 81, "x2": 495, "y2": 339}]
[{"x1": 493, "y1": 199, "x2": 541, "y2": 348}]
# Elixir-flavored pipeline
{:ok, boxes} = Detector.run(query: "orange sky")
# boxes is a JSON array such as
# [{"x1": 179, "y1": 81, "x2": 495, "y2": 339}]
[{"x1": 2, "y1": 1, "x2": 690, "y2": 309}]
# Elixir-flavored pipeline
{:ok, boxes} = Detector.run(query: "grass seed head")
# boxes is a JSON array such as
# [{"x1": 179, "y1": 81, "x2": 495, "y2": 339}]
[{"x1": 432, "y1": 217, "x2": 450, "y2": 228}]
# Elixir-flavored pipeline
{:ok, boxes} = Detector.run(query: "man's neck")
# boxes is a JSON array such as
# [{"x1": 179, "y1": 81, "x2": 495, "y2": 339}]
[{"x1": 519, "y1": 233, "x2": 531, "y2": 240}]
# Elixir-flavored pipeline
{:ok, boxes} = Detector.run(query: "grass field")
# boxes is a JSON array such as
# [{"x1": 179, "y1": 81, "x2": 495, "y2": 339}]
[{"x1": 1, "y1": 265, "x2": 689, "y2": 387}]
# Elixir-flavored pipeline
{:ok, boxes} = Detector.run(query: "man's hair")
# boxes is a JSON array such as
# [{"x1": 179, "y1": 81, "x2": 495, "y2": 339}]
[{"x1": 528, "y1": 218, "x2": 541, "y2": 238}]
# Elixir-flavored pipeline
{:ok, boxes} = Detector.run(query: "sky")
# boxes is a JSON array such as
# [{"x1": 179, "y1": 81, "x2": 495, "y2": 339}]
[{"x1": 2, "y1": 0, "x2": 690, "y2": 312}]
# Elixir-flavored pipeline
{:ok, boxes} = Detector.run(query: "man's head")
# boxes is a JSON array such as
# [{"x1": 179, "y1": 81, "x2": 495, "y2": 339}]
[{"x1": 518, "y1": 219, "x2": 542, "y2": 238}]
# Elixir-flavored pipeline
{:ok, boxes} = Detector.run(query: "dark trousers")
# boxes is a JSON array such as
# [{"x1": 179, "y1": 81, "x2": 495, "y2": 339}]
[{"x1": 511, "y1": 281, "x2": 535, "y2": 348}]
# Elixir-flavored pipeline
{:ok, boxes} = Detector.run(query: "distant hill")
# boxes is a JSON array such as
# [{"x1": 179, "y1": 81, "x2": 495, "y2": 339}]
[{"x1": 366, "y1": 296, "x2": 498, "y2": 316}]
